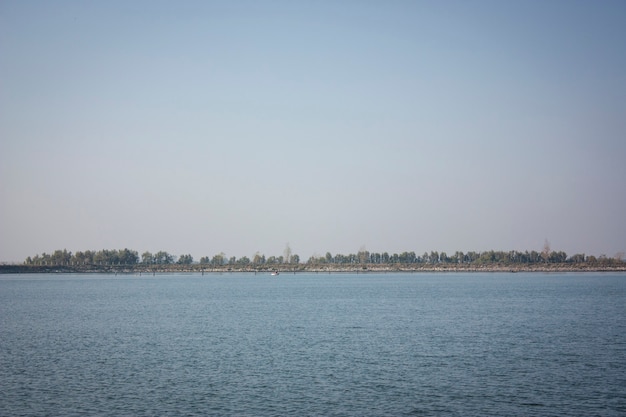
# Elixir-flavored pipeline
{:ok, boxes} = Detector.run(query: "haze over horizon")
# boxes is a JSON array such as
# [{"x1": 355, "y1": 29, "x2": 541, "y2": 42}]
[{"x1": 1, "y1": 0, "x2": 625, "y2": 263}]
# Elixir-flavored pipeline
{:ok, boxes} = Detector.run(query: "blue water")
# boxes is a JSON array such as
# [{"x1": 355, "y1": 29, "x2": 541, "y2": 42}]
[{"x1": 1, "y1": 272, "x2": 625, "y2": 416}]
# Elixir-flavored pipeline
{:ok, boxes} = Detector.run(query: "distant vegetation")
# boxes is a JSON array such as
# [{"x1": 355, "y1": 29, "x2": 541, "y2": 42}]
[{"x1": 16, "y1": 246, "x2": 625, "y2": 272}]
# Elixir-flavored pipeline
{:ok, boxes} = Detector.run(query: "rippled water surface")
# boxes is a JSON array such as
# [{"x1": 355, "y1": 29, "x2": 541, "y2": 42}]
[{"x1": 1, "y1": 272, "x2": 625, "y2": 416}]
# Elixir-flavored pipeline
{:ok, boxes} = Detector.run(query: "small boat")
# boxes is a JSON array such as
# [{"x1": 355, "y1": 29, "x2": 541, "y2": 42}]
[{"x1": 271, "y1": 271, "x2": 280, "y2": 276}]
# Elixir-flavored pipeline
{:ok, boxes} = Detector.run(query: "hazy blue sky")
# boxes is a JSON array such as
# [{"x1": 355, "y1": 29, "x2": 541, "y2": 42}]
[{"x1": 1, "y1": 0, "x2": 625, "y2": 262}]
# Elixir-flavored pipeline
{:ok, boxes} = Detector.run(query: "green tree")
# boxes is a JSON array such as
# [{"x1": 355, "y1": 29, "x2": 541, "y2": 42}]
[
  {"x1": 454, "y1": 251, "x2": 464, "y2": 264},
  {"x1": 154, "y1": 251, "x2": 174, "y2": 264},
  {"x1": 177, "y1": 254, "x2": 193, "y2": 264},
  {"x1": 211, "y1": 253, "x2": 226, "y2": 266},
  {"x1": 569, "y1": 253, "x2": 585, "y2": 263},
  {"x1": 548, "y1": 251, "x2": 567, "y2": 263},
  {"x1": 430, "y1": 251, "x2": 439, "y2": 264},
  {"x1": 252, "y1": 252, "x2": 265, "y2": 265},
  {"x1": 74, "y1": 251, "x2": 86, "y2": 265},
  {"x1": 51, "y1": 249, "x2": 72, "y2": 265},
  {"x1": 325, "y1": 252, "x2": 333, "y2": 264},
  {"x1": 529, "y1": 250, "x2": 540, "y2": 263},
  {"x1": 142, "y1": 251, "x2": 154, "y2": 264},
  {"x1": 93, "y1": 250, "x2": 108, "y2": 265},
  {"x1": 459, "y1": 252, "x2": 475, "y2": 263},
  {"x1": 118, "y1": 248, "x2": 139, "y2": 265},
  {"x1": 236, "y1": 256, "x2": 249, "y2": 265},
  {"x1": 358, "y1": 246, "x2": 369, "y2": 264},
  {"x1": 84, "y1": 250, "x2": 95, "y2": 264}
]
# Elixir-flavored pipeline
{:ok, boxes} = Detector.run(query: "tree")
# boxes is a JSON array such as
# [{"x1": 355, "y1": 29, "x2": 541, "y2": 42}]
[
  {"x1": 142, "y1": 251, "x2": 153, "y2": 264},
  {"x1": 237, "y1": 256, "x2": 250, "y2": 265},
  {"x1": 83, "y1": 250, "x2": 95, "y2": 264},
  {"x1": 548, "y1": 251, "x2": 567, "y2": 263},
  {"x1": 177, "y1": 254, "x2": 193, "y2": 264},
  {"x1": 252, "y1": 252, "x2": 265, "y2": 265},
  {"x1": 569, "y1": 253, "x2": 585, "y2": 263},
  {"x1": 528, "y1": 250, "x2": 540, "y2": 263},
  {"x1": 370, "y1": 252, "x2": 380, "y2": 264},
  {"x1": 73, "y1": 251, "x2": 86, "y2": 265},
  {"x1": 477, "y1": 251, "x2": 494, "y2": 264},
  {"x1": 284, "y1": 243, "x2": 292, "y2": 264},
  {"x1": 430, "y1": 251, "x2": 439, "y2": 264},
  {"x1": 358, "y1": 246, "x2": 369, "y2": 264},
  {"x1": 541, "y1": 239, "x2": 551, "y2": 263},
  {"x1": 93, "y1": 250, "x2": 109, "y2": 265},
  {"x1": 51, "y1": 249, "x2": 72, "y2": 265},
  {"x1": 154, "y1": 251, "x2": 174, "y2": 264},
  {"x1": 118, "y1": 248, "x2": 139, "y2": 265},
  {"x1": 463, "y1": 251, "x2": 478, "y2": 263},
  {"x1": 306, "y1": 255, "x2": 319, "y2": 264},
  {"x1": 454, "y1": 251, "x2": 464, "y2": 264},
  {"x1": 407, "y1": 251, "x2": 417, "y2": 263},
  {"x1": 211, "y1": 253, "x2": 226, "y2": 266}
]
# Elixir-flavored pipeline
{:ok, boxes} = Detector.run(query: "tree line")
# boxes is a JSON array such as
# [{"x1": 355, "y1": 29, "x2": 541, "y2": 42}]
[
  {"x1": 24, "y1": 249, "x2": 302, "y2": 267},
  {"x1": 306, "y1": 249, "x2": 622, "y2": 265},
  {"x1": 23, "y1": 247, "x2": 624, "y2": 267}
]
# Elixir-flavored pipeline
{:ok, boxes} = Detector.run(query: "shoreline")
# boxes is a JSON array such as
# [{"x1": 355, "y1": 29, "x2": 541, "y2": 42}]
[{"x1": 1, "y1": 263, "x2": 625, "y2": 275}]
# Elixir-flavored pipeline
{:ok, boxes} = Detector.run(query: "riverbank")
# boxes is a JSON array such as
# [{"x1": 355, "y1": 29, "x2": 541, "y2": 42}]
[{"x1": 1, "y1": 263, "x2": 625, "y2": 274}]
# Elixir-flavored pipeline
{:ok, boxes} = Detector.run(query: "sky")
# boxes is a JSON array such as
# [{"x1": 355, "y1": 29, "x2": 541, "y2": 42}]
[{"x1": 1, "y1": 0, "x2": 625, "y2": 263}]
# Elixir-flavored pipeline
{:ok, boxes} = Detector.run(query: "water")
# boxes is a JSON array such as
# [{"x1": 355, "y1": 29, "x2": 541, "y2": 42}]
[{"x1": 1, "y1": 272, "x2": 625, "y2": 416}]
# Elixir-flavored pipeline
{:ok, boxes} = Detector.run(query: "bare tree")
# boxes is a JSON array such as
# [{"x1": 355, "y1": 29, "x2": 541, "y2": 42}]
[
  {"x1": 358, "y1": 245, "x2": 369, "y2": 264},
  {"x1": 542, "y1": 239, "x2": 551, "y2": 263},
  {"x1": 284, "y1": 243, "x2": 292, "y2": 264}
]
